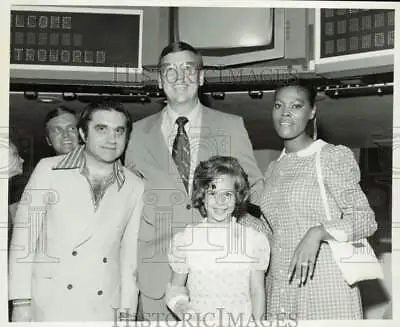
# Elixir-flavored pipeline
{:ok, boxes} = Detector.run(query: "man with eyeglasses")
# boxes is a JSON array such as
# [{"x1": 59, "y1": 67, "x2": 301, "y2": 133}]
[
  {"x1": 44, "y1": 106, "x2": 80, "y2": 155},
  {"x1": 125, "y1": 41, "x2": 265, "y2": 321}
]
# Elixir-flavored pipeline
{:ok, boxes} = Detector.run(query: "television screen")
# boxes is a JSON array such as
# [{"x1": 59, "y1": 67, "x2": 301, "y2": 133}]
[
  {"x1": 178, "y1": 7, "x2": 273, "y2": 49},
  {"x1": 176, "y1": 7, "x2": 284, "y2": 67}
]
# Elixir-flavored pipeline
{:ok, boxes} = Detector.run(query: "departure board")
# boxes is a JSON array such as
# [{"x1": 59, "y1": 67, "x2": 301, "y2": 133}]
[
  {"x1": 10, "y1": 7, "x2": 142, "y2": 69},
  {"x1": 320, "y1": 9, "x2": 394, "y2": 58}
]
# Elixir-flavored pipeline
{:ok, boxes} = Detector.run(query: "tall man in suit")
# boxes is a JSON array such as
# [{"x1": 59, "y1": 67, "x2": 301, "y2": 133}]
[
  {"x1": 124, "y1": 41, "x2": 264, "y2": 320},
  {"x1": 9, "y1": 101, "x2": 145, "y2": 321}
]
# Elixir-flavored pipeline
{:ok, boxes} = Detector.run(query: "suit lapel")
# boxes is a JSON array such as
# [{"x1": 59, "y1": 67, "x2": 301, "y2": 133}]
[
  {"x1": 48, "y1": 170, "x2": 96, "y2": 249},
  {"x1": 73, "y1": 176, "x2": 102, "y2": 248},
  {"x1": 73, "y1": 179, "x2": 121, "y2": 249},
  {"x1": 145, "y1": 112, "x2": 171, "y2": 170},
  {"x1": 144, "y1": 111, "x2": 187, "y2": 193},
  {"x1": 196, "y1": 106, "x2": 220, "y2": 165}
]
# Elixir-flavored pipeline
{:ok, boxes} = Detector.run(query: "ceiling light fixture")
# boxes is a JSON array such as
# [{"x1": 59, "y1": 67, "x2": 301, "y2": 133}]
[
  {"x1": 62, "y1": 92, "x2": 77, "y2": 101},
  {"x1": 24, "y1": 91, "x2": 38, "y2": 100},
  {"x1": 248, "y1": 90, "x2": 263, "y2": 99},
  {"x1": 211, "y1": 92, "x2": 225, "y2": 100}
]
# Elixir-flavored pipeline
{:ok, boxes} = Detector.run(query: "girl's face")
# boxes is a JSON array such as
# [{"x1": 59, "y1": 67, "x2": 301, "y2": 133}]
[
  {"x1": 272, "y1": 86, "x2": 316, "y2": 141},
  {"x1": 9, "y1": 143, "x2": 24, "y2": 178},
  {"x1": 205, "y1": 174, "x2": 236, "y2": 224}
]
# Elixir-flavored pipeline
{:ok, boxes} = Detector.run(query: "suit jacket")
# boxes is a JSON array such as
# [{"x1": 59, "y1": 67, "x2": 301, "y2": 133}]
[
  {"x1": 8, "y1": 153, "x2": 145, "y2": 321},
  {"x1": 124, "y1": 105, "x2": 264, "y2": 299}
]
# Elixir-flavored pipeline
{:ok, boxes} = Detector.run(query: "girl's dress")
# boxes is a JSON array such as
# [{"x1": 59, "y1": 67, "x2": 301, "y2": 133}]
[
  {"x1": 168, "y1": 219, "x2": 270, "y2": 323},
  {"x1": 261, "y1": 140, "x2": 377, "y2": 320}
]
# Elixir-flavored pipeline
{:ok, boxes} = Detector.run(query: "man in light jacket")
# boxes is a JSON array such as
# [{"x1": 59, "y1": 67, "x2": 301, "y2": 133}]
[{"x1": 9, "y1": 101, "x2": 145, "y2": 321}]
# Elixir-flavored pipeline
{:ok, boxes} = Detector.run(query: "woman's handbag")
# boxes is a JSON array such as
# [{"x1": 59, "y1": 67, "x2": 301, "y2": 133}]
[{"x1": 315, "y1": 143, "x2": 384, "y2": 286}]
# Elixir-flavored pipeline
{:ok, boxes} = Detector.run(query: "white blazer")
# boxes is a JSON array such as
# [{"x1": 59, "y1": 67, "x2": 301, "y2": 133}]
[{"x1": 8, "y1": 152, "x2": 145, "y2": 321}]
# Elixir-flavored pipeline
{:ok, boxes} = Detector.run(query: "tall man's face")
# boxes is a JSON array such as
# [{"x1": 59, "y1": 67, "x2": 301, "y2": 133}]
[
  {"x1": 79, "y1": 109, "x2": 128, "y2": 164},
  {"x1": 158, "y1": 50, "x2": 204, "y2": 105}
]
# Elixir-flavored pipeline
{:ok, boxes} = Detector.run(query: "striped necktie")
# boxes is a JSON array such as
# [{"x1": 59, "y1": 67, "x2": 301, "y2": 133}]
[{"x1": 172, "y1": 116, "x2": 190, "y2": 192}]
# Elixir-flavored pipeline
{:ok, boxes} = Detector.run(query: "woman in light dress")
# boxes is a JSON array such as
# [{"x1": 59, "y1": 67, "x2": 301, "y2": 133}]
[{"x1": 261, "y1": 82, "x2": 377, "y2": 320}]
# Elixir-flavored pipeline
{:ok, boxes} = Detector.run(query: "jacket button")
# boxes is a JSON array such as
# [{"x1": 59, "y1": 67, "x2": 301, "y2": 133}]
[
  {"x1": 103, "y1": 257, "x2": 107, "y2": 263},
  {"x1": 72, "y1": 251, "x2": 78, "y2": 256},
  {"x1": 97, "y1": 290, "x2": 103, "y2": 296},
  {"x1": 67, "y1": 284, "x2": 73, "y2": 290},
  {"x1": 186, "y1": 204, "x2": 191, "y2": 210}
]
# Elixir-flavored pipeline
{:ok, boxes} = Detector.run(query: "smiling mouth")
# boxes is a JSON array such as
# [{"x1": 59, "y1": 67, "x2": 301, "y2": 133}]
[
  {"x1": 213, "y1": 208, "x2": 228, "y2": 214},
  {"x1": 174, "y1": 84, "x2": 188, "y2": 89}
]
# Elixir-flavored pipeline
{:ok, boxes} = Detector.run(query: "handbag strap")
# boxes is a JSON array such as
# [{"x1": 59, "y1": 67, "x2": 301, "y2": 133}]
[{"x1": 315, "y1": 142, "x2": 332, "y2": 222}]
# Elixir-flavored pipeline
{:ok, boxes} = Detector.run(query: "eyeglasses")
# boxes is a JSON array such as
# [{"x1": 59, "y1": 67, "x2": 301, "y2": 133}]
[
  {"x1": 160, "y1": 62, "x2": 202, "y2": 83},
  {"x1": 206, "y1": 190, "x2": 235, "y2": 203}
]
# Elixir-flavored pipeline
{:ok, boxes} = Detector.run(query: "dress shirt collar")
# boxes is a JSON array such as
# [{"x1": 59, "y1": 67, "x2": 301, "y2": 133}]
[
  {"x1": 52, "y1": 145, "x2": 125, "y2": 190},
  {"x1": 164, "y1": 100, "x2": 202, "y2": 132},
  {"x1": 277, "y1": 139, "x2": 325, "y2": 161}
]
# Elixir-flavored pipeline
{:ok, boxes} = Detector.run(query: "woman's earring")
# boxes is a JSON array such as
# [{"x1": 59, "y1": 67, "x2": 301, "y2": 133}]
[{"x1": 312, "y1": 116, "x2": 318, "y2": 141}]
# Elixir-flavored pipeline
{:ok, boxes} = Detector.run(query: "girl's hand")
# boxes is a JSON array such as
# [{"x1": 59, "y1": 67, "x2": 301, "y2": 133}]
[{"x1": 288, "y1": 225, "x2": 324, "y2": 286}]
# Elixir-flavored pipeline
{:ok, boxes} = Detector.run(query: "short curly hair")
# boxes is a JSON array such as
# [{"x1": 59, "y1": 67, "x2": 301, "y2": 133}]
[
  {"x1": 274, "y1": 80, "x2": 318, "y2": 107},
  {"x1": 191, "y1": 156, "x2": 250, "y2": 218}
]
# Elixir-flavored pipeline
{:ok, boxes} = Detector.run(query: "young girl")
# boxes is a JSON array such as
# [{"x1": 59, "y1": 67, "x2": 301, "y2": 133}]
[{"x1": 166, "y1": 156, "x2": 270, "y2": 324}]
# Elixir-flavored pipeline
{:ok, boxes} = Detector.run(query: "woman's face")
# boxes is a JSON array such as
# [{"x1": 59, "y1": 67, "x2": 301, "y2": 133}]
[
  {"x1": 272, "y1": 86, "x2": 316, "y2": 141},
  {"x1": 9, "y1": 143, "x2": 24, "y2": 178}
]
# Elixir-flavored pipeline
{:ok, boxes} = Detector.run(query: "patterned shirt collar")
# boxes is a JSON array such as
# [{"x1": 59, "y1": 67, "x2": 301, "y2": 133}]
[{"x1": 53, "y1": 145, "x2": 125, "y2": 190}]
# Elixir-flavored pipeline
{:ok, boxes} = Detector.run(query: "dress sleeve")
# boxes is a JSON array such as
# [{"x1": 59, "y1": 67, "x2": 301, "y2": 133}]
[
  {"x1": 260, "y1": 160, "x2": 278, "y2": 238},
  {"x1": 248, "y1": 228, "x2": 271, "y2": 271},
  {"x1": 239, "y1": 214, "x2": 271, "y2": 237},
  {"x1": 320, "y1": 144, "x2": 377, "y2": 242},
  {"x1": 168, "y1": 228, "x2": 190, "y2": 274}
]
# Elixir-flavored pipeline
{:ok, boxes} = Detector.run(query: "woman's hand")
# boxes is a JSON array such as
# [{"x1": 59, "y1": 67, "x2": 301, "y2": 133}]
[{"x1": 288, "y1": 225, "x2": 324, "y2": 286}]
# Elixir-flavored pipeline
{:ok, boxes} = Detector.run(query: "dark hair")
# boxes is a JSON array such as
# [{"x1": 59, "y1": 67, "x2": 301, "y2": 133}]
[
  {"x1": 191, "y1": 156, "x2": 250, "y2": 218},
  {"x1": 274, "y1": 80, "x2": 318, "y2": 107},
  {"x1": 77, "y1": 101, "x2": 132, "y2": 141},
  {"x1": 158, "y1": 41, "x2": 203, "y2": 68},
  {"x1": 44, "y1": 106, "x2": 77, "y2": 131}
]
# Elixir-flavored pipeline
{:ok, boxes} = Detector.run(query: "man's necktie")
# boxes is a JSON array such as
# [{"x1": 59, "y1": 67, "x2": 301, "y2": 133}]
[{"x1": 172, "y1": 116, "x2": 190, "y2": 192}]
